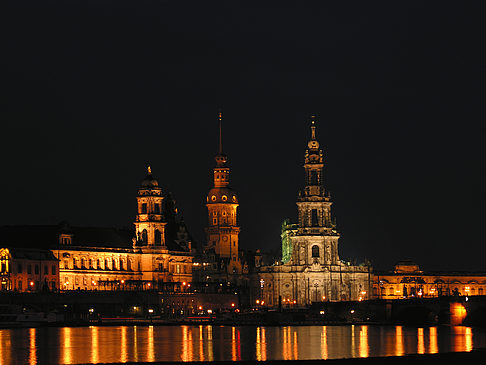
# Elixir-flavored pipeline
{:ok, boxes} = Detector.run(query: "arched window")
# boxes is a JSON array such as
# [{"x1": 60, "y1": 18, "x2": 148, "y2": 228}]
[
  {"x1": 141, "y1": 203, "x2": 147, "y2": 214},
  {"x1": 105, "y1": 258, "x2": 110, "y2": 270},
  {"x1": 141, "y1": 229, "x2": 148, "y2": 244},
  {"x1": 112, "y1": 258, "x2": 117, "y2": 270},
  {"x1": 312, "y1": 245, "x2": 320, "y2": 258},
  {"x1": 154, "y1": 230, "x2": 162, "y2": 245}
]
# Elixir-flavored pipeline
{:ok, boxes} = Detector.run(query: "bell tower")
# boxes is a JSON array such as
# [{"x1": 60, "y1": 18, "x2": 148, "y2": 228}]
[
  {"x1": 205, "y1": 112, "x2": 241, "y2": 272},
  {"x1": 293, "y1": 116, "x2": 340, "y2": 266},
  {"x1": 134, "y1": 166, "x2": 166, "y2": 247}
]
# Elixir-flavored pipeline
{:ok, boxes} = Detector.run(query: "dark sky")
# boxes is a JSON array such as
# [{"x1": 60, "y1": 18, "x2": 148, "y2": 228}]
[{"x1": 1, "y1": 1, "x2": 485, "y2": 271}]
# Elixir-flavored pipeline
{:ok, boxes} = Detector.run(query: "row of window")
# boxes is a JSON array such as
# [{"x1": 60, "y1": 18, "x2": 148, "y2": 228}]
[
  {"x1": 139, "y1": 202, "x2": 162, "y2": 215},
  {"x1": 13, "y1": 263, "x2": 56, "y2": 275},
  {"x1": 65, "y1": 258, "x2": 134, "y2": 271}
]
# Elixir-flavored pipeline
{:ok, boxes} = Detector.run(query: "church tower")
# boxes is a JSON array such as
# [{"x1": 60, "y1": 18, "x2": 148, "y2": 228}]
[
  {"x1": 134, "y1": 166, "x2": 166, "y2": 247},
  {"x1": 292, "y1": 116, "x2": 340, "y2": 266},
  {"x1": 205, "y1": 112, "x2": 241, "y2": 272}
]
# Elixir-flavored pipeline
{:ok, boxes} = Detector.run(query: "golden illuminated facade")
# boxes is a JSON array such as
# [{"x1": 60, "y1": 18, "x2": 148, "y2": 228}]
[
  {"x1": 204, "y1": 112, "x2": 241, "y2": 274},
  {"x1": 0, "y1": 168, "x2": 193, "y2": 291},
  {"x1": 0, "y1": 247, "x2": 59, "y2": 292},
  {"x1": 373, "y1": 261, "x2": 486, "y2": 299},
  {"x1": 257, "y1": 118, "x2": 372, "y2": 306}
]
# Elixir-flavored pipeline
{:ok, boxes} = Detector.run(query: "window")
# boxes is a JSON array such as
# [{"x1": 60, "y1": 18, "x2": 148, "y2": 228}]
[
  {"x1": 311, "y1": 209, "x2": 318, "y2": 226},
  {"x1": 44, "y1": 266, "x2": 48, "y2": 275},
  {"x1": 73, "y1": 258, "x2": 77, "y2": 269},
  {"x1": 18, "y1": 264, "x2": 22, "y2": 274},
  {"x1": 52, "y1": 265, "x2": 56, "y2": 275},
  {"x1": 18, "y1": 281, "x2": 22, "y2": 291},
  {"x1": 112, "y1": 258, "x2": 117, "y2": 270},
  {"x1": 105, "y1": 259, "x2": 110, "y2": 270},
  {"x1": 311, "y1": 245, "x2": 320, "y2": 258},
  {"x1": 64, "y1": 260, "x2": 69, "y2": 269},
  {"x1": 35, "y1": 265, "x2": 39, "y2": 274},
  {"x1": 154, "y1": 230, "x2": 162, "y2": 245},
  {"x1": 213, "y1": 218, "x2": 217, "y2": 225},
  {"x1": 28, "y1": 265, "x2": 32, "y2": 274},
  {"x1": 141, "y1": 229, "x2": 148, "y2": 244},
  {"x1": 141, "y1": 203, "x2": 147, "y2": 214},
  {"x1": 310, "y1": 170, "x2": 318, "y2": 185},
  {"x1": 89, "y1": 259, "x2": 93, "y2": 269}
]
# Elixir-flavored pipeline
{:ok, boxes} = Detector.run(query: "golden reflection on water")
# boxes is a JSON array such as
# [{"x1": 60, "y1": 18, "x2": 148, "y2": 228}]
[
  {"x1": 452, "y1": 326, "x2": 473, "y2": 352},
  {"x1": 282, "y1": 326, "x2": 292, "y2": 360},
  {"x1": 181, "y1": 325, "x2": 193, "y2": 362},
  {"x1": 359, "y1": 326, "x2": 368, "y2": 358},
  {"x1": 207, "y1": 325, "x2": 213, "y2": 361},
  {"x1": 133, "y1": 326, "x2": 138, "y2": 363},
  {"x1": 321, "y1": 326, "x2": 328, "y2": 360},
  {"x1": 1, "y1": 324, "x2": 485, "y2": 363},
  {"x1": 62, "y1": 327, "x2": 72, "y2": 365},
  {"x1": 0, "y1": 331, "x2": 11, "y2": 364},
  {"x1": 429, "y1": 327, "x2": 438, "y2": 354},
  {"x1": 232, "y1": 326, "x2": 242, "y2": 361},
  {"x1": 395, "y1": 326, "x2": 404, "y2": 356},
  {"x1": 28, "y1": 328, "x2": 36, "y2": 365},
  {"x1": 147, "y1": 326, "x2": 155, "y2": 362},
  {"x1": 90, "y1": 326, "x2": 99, "y2": 364},
  {"x1": 417, "y1": 328, "x2": 425, "y2": 354}
]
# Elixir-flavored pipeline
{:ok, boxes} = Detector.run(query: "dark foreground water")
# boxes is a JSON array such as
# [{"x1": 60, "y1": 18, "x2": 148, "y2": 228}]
[{"x1": 1, "y1": 325, "x2": 486, "y2": 364}]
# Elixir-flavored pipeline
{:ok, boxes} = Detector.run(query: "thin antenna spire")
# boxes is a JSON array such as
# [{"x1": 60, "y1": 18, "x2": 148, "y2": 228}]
[{"x1": 218, "y1": 109, "x2": 223, "y2": 154}]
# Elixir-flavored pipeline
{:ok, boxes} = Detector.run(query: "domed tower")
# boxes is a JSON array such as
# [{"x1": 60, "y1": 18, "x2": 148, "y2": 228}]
[
  {"x1": 134, "y1": 166, "x2": 166, "y2": 247},
  {"x1": 205, "y1": 112, "x2": 241, "y2": 271}
]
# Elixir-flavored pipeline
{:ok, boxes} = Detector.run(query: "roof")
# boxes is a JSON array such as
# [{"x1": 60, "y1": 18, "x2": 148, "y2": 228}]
[
  {"x1": 0, "y1": 222, "x2": 192, "y2": 253},
  {"x1": 5, "y1": 247, "x2": 58, "y2": 261},
  {"x1": 0, "y1": 224, "x2": 134, "y2": 249}
]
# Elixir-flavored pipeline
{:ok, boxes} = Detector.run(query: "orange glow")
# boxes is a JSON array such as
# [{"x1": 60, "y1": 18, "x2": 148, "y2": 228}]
[
  {"x1": 320, "y1": 326, "x2": 328, "y2": 360},
  {"x1": 429, "y1": 327, "x2": 438, "y2": 354},
  {"x1": 207, "y1": 326, "x2": 213, "y2": 361},
  {"x1": 28, "y1": 328, "x2": 36, "y2": 365},
  {"x1": 417, "y1": 328, "x2": 425, "y2": 354},
  {"x1": 451, "y1": 303, "x2": 467, "y2": 325},
  {"x1": 395, "y1": 326, "x2": 404, "y2": 356},
  {"x1": 147, "y1": 326, "x2": 154, "y2": 362},
  {"x1": 181, "y1": 326, "x2": 193, "y2": 361},
  {"x1": 62, "y1": 327, "x2": 73, "y2": 364},
  {"x1": 231, "y1": 303, "x2": 235, "y2": 307},
  {"x1": 121, "y1": 326, "x2": 128, "y2": 363},
  {"x1": 359, "y1": 326, "x2": 369, "y2": 358},
  {"x1": 90, "y1": 326, "x2": 99, "y2": 364},
  {"x1": 293, "y1": 330, "x2": 298, "y2": 360},
  {"x1": 256, "y1": 327, "x2": 266, "y2": 361}
]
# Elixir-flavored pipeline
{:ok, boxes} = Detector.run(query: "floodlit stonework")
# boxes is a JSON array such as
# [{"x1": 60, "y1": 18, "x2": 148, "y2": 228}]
[{"x1": 256, "y1": 118, "x2": 372, "y2": 306}]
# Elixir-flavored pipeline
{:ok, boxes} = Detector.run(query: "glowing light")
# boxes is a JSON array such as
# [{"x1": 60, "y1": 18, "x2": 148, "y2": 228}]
[
  {"x1": 148, "y1": 308, "x2": 154, "y2": 314},
  {"x1": 89, "y1": 308, "x2": 94, "y2": 313},
  {"x1": 198, "y1": 306, "x2": 203, "y2": 310},
  {"x1": 417, "y1": 328, "x2": 425, "y2": 354},
  {"x1": 320, "y1": 310, "x2": 325, "y2": 315},
  {"x1": 231, "y1": 303, "x2": 235, "y2": 307},
  {"x1": 207, "y1": 309, "x2": 213, "y2": 314},
  {"x1": 256, "y1": 300, "x2": 260, "y2": 304}
]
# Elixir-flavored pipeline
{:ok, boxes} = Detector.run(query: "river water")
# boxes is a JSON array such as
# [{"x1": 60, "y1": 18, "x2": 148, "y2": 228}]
[{"x1": 1, "y1": 325, "x2": 486, "y2": 363}]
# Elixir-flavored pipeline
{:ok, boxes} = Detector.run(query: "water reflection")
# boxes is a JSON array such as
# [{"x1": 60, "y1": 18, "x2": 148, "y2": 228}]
[
  {"x1": 0, "y1": 324, "x2": 485, "y2": 363},
  {"x1": 29, "y1": 328, "x2": 36, "y2": 365},
  {"x1": 429, "y1": 327, "x2": 438, "y2": 354}
]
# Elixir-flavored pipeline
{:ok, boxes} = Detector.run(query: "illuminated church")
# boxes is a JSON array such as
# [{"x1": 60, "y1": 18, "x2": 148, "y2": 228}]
[{"x1": 256, "y1": 118, "x2": 372, "y2": 306}]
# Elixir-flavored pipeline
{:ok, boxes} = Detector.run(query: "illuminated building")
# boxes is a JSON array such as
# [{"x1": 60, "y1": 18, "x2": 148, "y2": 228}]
[
  {"x1": 257, "y1": 117, "x2": 372, "y2": 306},
  {"x1": 0, "y1": 247, "x2": 59, "y2": 292},
  {"x1": 373, "y1": 261, "x2": 486, "y2": 299},
  {"x1": 0, "y1": 168, "x2": 193, "y2": 291}
]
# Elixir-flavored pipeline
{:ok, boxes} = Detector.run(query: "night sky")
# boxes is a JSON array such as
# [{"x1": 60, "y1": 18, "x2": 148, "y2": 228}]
[{"x1": 1, "y1": 1, "x2": 485, "y2": 271}]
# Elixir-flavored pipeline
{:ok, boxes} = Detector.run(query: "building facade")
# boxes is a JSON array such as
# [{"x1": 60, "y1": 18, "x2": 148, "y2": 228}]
[
  {"x1": 256, "y1": 118, "x2": 372, "y2": 307},
  {"x1": 0, "y1": 247, "x2": 59, "y2": 292},
  {"x1": 0, "y1": 168, "x2": 194, "y2": 292},
  {"x1": 373, "y1": 261, "x2": 486, "y2": 299}
]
